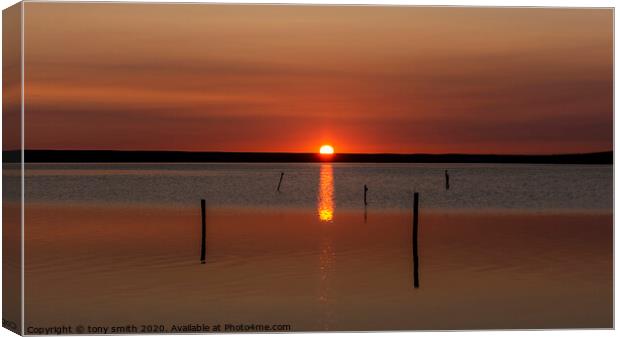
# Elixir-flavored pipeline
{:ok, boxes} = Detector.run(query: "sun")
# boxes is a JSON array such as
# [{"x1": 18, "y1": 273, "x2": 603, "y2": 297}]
[{"x1": 319, "y1": 145, "x2": 335, "y2": 155}]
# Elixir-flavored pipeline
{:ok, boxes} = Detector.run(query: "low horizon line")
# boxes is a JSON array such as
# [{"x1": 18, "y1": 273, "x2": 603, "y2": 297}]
[{"x1": 6, "y1": 149, "x2": 611, "y2": 164}]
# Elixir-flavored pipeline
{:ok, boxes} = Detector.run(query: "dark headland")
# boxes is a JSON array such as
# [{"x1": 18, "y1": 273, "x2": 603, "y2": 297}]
[{"x1": 4, "y1": 150, "x2": 613, "y2": 164}]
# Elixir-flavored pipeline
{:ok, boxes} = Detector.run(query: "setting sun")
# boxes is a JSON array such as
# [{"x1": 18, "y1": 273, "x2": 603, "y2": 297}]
[{"x1": 319, "y1": 145, "x2": 335, "y2": 155}]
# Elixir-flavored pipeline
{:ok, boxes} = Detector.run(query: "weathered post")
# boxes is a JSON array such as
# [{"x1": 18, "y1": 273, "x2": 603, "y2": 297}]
[
  {"x1": 364, "y1": 184, "x2": 368, "y2": 206},
  {"x1": 445, "y1": 170, "x2": 450, "y2": 190},
  {"x1": 413, "y1": 192, "x2": 419, "y2": 288},
  {"x1": 277, "y1": 172, "x2": 285, "y2": 192},
  {"x1": 201, "y1": 199, "x2": 206, "y2": 264}
]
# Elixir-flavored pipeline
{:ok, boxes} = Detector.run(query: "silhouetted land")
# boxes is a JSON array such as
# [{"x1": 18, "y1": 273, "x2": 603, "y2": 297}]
[{"x1": 3, "y1": 150, "x2": 612, "y2": 164}]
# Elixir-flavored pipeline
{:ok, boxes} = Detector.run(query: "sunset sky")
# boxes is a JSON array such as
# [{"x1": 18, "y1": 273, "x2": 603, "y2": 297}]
[{"x1": 23, "y1": 3, "x2": 612, "y2": 154}]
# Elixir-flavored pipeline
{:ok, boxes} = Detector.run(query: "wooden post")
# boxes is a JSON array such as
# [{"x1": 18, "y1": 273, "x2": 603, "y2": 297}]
[
  {"x1": 445, "y1": 170, "x2": 450, "y2": 190},
  {"x1": 277, "y1": 172, "x2": 284, "y2": 192},
  {"x1": 201, "y1": 199, "x2": 206, "y2": 264},
  {"x1": 364, "y1": 184, "x2": 368, "y2": 206},
  {"x1": 413, "y1": 192, "x2": 419, "y2": 288}
]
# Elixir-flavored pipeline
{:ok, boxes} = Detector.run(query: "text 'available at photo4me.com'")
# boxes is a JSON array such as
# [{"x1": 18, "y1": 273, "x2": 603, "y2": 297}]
[{"x1": 24, "y1": 323, "x2": 292, "y2": 334}]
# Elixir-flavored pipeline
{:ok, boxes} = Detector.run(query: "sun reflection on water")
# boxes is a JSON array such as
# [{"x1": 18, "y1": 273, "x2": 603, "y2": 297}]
[
  {"x1": 317, "y1": 164, "x2": 336, "y2": 328},
  {"x1": 317, "y1": 164, "x2": 334, "y2": 222}
]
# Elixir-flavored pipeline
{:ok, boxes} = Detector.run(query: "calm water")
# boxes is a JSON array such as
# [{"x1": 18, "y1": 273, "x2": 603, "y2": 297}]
[
  {"x1": 17, "y1": 163, "x2": 613, "y2": 331},
  {"x1": 21, "y1": 163, "x2": 613, "y2": 210}
]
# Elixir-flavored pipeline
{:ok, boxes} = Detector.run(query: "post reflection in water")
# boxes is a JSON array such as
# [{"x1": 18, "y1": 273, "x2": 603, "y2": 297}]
[{"x1": 317, "y1": 164, "x2": 334, "y2": 222}]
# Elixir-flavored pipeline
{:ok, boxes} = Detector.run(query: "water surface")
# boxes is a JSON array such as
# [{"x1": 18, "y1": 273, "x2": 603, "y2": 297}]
[
  {"x1": 22, "y1": 163, "x2": 613, "y2": 331},
  {"x1": 22, "y1": 163, "x2": 612, "y2": 211}
]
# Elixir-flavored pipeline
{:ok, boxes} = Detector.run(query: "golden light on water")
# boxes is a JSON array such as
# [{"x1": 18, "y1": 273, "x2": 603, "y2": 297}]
[
  {"x1": 319, "y1": 209, "x2": 333, "y2": 222},
  {"x1": 317, "y1": 164, "x2": 336, "y2": 327},
  {"x1": 318, "y1": 164, "x2": 334, "y2": 222}
]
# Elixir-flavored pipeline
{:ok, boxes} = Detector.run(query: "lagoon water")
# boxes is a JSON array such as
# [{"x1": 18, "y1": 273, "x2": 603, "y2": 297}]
[
  {"x1": 19, "y1": 163, "x2": 613, "y2": 330},
  {"x1": 22, "y1": 163, "x2": 613, "y2": 210}
]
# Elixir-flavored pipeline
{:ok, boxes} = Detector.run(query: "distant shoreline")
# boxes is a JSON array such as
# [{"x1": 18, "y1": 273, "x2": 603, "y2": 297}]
[{"x1": 3, "y1": 150, "x2": 613, "y2": 164}]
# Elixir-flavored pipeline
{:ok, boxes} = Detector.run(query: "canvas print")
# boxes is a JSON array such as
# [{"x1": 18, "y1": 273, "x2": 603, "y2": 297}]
[{"x1": 2, "y1": 2, "x2": 613, "y2": 334}]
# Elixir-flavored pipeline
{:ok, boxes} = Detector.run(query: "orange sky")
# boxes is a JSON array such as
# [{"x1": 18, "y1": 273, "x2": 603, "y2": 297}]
[{"x1": 22, "y1": 3, "x2": 612, "y2": 154}]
